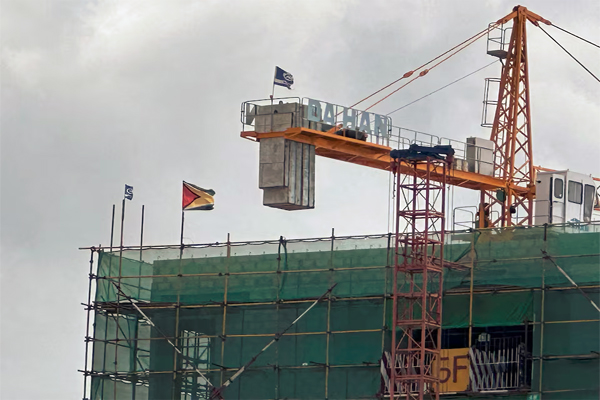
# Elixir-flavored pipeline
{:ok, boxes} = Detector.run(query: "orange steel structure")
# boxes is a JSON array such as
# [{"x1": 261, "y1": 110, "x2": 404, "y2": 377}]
[
  {"x1": 482, "y1": 6, "x2": 551, "y2": 227},
  {"x1": 242, "y1": 128, "x2": 524, "y2": 194}
]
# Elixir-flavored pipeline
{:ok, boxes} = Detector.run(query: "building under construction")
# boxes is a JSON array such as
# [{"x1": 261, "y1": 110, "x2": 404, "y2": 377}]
[
  {"x1": 83, "y1": 223, "x2": 599, "y2": 399},
  {"x1": 81, "y1": 5, "x2": 600, "y2": 400}
]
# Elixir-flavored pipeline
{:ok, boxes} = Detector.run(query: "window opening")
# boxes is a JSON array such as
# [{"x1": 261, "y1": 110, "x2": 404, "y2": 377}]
[
  {"x1": 554, "y1": 178, "x2": 563, "y2": 199},
  {"x1": 583, "y1": 184, "x2": 595, "y2": 222},
  {"x1": 568, "y1": 181, "x2": 583, "y2": 204}
]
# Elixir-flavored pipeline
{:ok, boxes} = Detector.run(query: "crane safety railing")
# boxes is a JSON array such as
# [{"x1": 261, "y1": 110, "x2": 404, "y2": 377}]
[
  {"x1": 240, "y1": 97, "x2": 393, "y2": 146},
  {"x1": 453, "y1": 206, "x2": 478, "y2": 231},
  {"x1": 452, "y1": 206, "x2": 501, "y2": 231},
  {"x1": 241, "y1": 98, "x2": 497, "y2": 177},
  {"x1": 391, "y1": 126, "x2": 497, "y2": 177},
  {"x1": 241, "y1": 97, "x2": 303, "y2": 136}
]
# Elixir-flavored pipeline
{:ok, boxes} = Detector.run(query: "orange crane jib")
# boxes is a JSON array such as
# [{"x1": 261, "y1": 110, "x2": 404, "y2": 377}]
[{"x1": 242, "y1": 127, "x2": 531, "y2": 196}]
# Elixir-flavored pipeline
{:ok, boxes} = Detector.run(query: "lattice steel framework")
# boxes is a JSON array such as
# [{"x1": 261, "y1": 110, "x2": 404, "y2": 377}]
[
  {"x1": 390, "y1": 158, "x2": 448, "y2": 399},
  {"x1": 483, "y1": 6, "x2": 544, "y2": 227}
]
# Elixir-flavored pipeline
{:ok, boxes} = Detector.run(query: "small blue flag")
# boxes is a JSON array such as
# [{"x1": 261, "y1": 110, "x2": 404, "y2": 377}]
[
  {"x1": 274, "y1": 66, "x2": 294, "y2": 89},
  {"x1": 124, "y1": 185, "x2": 133, "y2": 200}
]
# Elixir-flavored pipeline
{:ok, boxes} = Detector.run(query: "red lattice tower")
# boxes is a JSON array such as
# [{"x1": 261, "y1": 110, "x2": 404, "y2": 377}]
[{"x1": 390, "y1": 157, "x2": 448, "y2": 399}]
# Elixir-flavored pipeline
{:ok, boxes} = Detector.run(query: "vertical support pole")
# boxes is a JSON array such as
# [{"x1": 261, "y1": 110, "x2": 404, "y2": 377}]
[
  {"x1": 325, "y1": 228, "x2": 335, "y2": 399},
  {"x1": 139, "y1": 205, "x2": 145, "y2": 251},
  {"x1": 325, "y1": 288, "x2": 332, "y2": 400},
  {"x1": 390, "y1": 163, "x2": 402, "y2": 399},
  {"x1": 138, "y1": 205, "x2": 145, "y2": 300},
  {"x1": 139, "y1": 206, "x2": 145, "y2": 256},
  {"x1": 270, "y1": 70, "x2": 275, "y2": 133},
  {"x1": 478, "y1": 191, "x2": 486, "y2": 229},
  {"x1": 382, "y1": 232, "x2": 392, "y2": 355},
  {"x1": 115, "y1": 198, "x2": 126, "y2": 398},
  {"x1": 538, "y1": 269, "x2": 546, "y2": 396},
  {"x1": 83, "y1": 248, "x2": 95, "y2": 400},
  {"x1": 100, "y1": 205, "x2": 115, "y2": 399},
  {"x1": 524, "y1": 317, "x2": 529, "y2": 388},
  {"x1": 434, "y1": 161, "x2": 447, "y2": 398},
  {"x1": 173, "y1": 210, "x2": 185, "y2": 398},
  {"x1": 119, "y1": 199, "x2": 126, "y2": 274},
  {"x1": 220, "y1": 233, "x2": 231, "y2": 386},
  {"x1": 172, "y1": 294, "x2": 181, "y2": 398},
  {"x1": 468, "y1": 230, "x2": 475, "y2": 347},
  {"x1": 131, "y1": 204, "x2": 144, "y2": 400},
  {"x1": 180, "y1": 210, "x2": 185, "y2": 248},
  {"x1": 271, "y1": 67, "x2": 276, "y2": 99},
  {"x1": 275, "y1": 234, "x2": 282, "y2": 399},
  {"x1": 538, "y1": 235, "x2": 547, "y2": 397},
  {"x1": 131, "y1": 313, "x2": 139, "y2": 400}
]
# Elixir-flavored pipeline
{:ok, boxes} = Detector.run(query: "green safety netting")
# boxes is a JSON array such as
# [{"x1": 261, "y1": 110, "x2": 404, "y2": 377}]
[{"x1": 89, "y1": 224, "x2": 600, "y2": 399}]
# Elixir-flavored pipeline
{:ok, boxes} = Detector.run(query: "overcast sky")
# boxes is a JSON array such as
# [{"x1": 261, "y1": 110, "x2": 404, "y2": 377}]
[{"x1": 1, "y1": 1, "x2": 598, "y2": 398}]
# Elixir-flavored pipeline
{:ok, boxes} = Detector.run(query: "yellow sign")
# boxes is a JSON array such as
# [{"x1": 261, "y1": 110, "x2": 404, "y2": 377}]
[{"x1": 434, "y1": 348, "x2": 470, "y2": 393}]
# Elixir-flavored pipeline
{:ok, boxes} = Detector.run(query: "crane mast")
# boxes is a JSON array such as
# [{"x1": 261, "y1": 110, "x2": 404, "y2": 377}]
[{"x1": 482, "y1": 6, "x2": 550, "y2": 227}]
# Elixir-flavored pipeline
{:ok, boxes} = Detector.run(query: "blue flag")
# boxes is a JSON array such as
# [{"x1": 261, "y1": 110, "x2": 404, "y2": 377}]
[
  {"x1": 124, "y1": 184, "x2": 133, "y2": 200},
  {"x1": 274, "y1": 66, "x2": 294, "y2": 89}
]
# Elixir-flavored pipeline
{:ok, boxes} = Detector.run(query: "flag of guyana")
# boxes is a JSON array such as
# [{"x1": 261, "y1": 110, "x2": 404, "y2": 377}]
[{"x1": 182, "y1": 181, "x2": 215, "y2": 211}]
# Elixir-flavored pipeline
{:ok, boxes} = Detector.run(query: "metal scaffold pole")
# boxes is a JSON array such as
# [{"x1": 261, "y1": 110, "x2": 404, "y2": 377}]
[
  {"x1": 82, "y1": 247, "x2": 95, "y2": 400},
  {"x1": 219, "y1": 233, "x2": 231, "y2": 387}
]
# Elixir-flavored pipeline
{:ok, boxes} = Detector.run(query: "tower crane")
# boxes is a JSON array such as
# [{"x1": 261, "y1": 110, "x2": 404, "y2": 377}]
[
  {"x1": 241, "y1": 5, "x2": 598, "y2": 228},
  {"x1": 239, "y1": 5, "x2": 598, "y2": 399}
]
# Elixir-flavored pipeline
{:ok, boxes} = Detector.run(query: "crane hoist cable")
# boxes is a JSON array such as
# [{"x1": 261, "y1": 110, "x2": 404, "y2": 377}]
[
  {"x1": 385, "y1": 60, "x2": 499, "y2": 116},
  {"x1": 551, "y1": 24, "x2": 600, "y2": 49},
  {"x1": 538, "y1": 24, "x2": 600, "y2": 83},
  {"x1": 348, "y1": 24, "x2": 499, "y2": 110},
  {"x1": 363, "y1": 25, "x2": 495, "y2": 112}
]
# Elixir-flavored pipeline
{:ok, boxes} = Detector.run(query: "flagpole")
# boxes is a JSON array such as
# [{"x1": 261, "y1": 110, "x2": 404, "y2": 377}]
[
  {"x1": 271, "y1": 67, "x2": 276, "y2": 132},
  {"x1": 138, "y1": 204, "x2": 145, "y2": 296},
  {"x1": 118, "y1": 197, "x2": 127, "y2": 280},
  {"x1": 175, "y1": 200, "x2": 186, "y2": 385},
  {"x1": 115, "y1": 196, "x2": 126, "y2": 400},
  {"x1": 271, "y1": 66, "x2": 276, "y2": 99},
  {"x1": 119, "y1": 198, "x2": 126, "y2": 274},
  {"x1": 180, "y1": 210, "x2": 185, "y2": 249}
]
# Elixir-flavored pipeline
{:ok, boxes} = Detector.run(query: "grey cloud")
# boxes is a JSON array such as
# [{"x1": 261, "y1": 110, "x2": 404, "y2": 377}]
[{"x1": 1, "y1": 1, "x2": 598, "y2": 398}]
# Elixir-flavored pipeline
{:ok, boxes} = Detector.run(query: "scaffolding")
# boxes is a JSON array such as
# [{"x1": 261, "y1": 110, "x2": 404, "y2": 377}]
[
  {"x1": 81, "y1": 223, "x2": 600, "y2": 400},
  {"x1": 390, "y1": 157, "x2": 449, "y2": 399}
]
